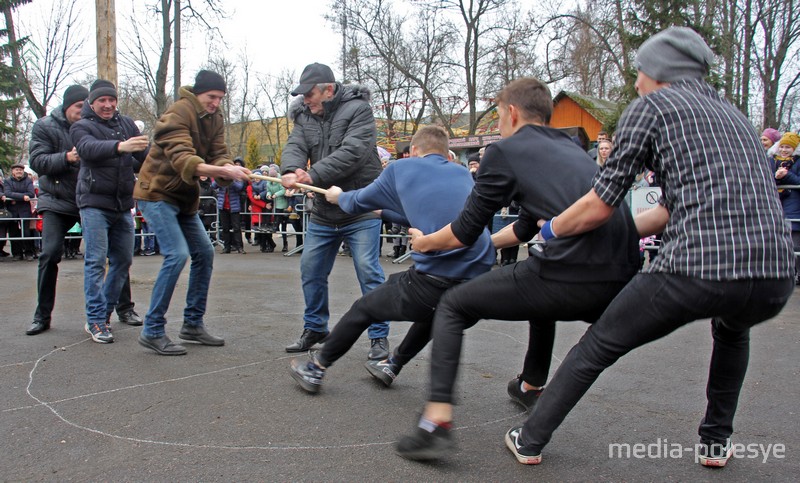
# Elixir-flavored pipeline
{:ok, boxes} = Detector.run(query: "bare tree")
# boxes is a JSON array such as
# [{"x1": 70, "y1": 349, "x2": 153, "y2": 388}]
[
  {"x1": 119, "y1": 0, "x2": 227, "y2": 117},
  {"x1": 752, "y1": 0, "x2": 800, "y2": 128},
  {"x1": 205, "y1": 49, "x2": 255, "y2": 157},
  {"x1": 12, "y1": 0, "x2": 89, "y2": 118},
  {"x1": 413, "y1": 0, "x2": 516, "y2": 131},
  {"x1": 251, "y1": 69, "x2": 296, "y2": 163},
  {"x1": 331, "y1": 0, "x2": 461, "y2": 134}
]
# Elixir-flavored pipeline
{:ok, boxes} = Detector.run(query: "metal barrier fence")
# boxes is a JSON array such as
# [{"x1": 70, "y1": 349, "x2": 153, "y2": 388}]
[{"x1": 4, "y1": 186, "x2": 800, "y2": 261}]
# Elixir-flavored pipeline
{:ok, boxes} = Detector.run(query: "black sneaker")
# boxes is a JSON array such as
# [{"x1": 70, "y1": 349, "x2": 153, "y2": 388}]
[
  {"x1": 289, "y1": 356, "x2": 325, "y2": 394},
  {"x1": 364, "y1": 358, "x2": 402, "y2": 387},
  {"x1": 396, "y1": 423, "x2": 454, "y2": 461},
  {"x1": 504, "y1": 426, "x2": 542, "y2": 465},
  {"x1": 507, "y1": 376, "x2": 543, "y2": 410},
  {"x1": 697, "y1": 439, "x2": 733, "y2": 467}
]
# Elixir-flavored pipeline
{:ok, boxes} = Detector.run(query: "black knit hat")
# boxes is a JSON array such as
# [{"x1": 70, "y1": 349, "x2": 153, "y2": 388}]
[
  {"x1": 193, "y1": 70, "x2": 226, "y2": 95},
  {"x1": 62, "y1": 85, "x2": 88, "y2": 109},
  {"x1": 88, "y1": 79, "x2": 117, "y2": 104}
]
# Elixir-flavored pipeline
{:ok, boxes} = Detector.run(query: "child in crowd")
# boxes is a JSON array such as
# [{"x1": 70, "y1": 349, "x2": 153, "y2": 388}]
[{"x1": 773, "y1": 132, "x2": 800, "y2": 283}]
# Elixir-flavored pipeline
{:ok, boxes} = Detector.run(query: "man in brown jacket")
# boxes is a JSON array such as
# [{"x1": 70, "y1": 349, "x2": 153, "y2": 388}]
[{"x1": 134, "y1": 70, "x2": 251, "y2": 355}]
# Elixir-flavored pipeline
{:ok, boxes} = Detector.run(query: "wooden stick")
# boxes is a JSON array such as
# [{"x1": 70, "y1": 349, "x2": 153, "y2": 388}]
[{"x1": 248, "y1": 173, "x2": 328, "y2": 195}]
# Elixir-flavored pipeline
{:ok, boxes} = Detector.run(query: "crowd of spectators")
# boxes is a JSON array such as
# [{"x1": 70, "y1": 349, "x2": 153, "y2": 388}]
[{"x1": 3, "y1": 126, "x2": 799, "y2": 272}]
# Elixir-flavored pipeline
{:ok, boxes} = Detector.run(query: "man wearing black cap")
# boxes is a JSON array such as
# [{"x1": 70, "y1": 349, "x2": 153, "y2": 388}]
[
  {"x1": 134, "y1": 69, "x2": 250, "y2": 355},
  {"x1": 490, "y1": 27, "x2": 793, "y2": 468},
  {"x1": 3, "y1": 163, "x2": 35, "y2": 260},
  {"x1": 280, "y1": 62, "x2": 389, "y2": 360},
  {"x1": 70, "y1": 79, "x2": 150, "y2": 344}
]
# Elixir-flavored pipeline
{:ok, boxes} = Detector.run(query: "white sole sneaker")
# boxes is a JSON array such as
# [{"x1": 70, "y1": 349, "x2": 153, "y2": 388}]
[
  {"x1": 85, "y1": 323, "x2": 114, "y2": 343},
  {"x1": 698, "y1": 441, "x2": 732, "y2": 467},
  {"x1": 505, "y1": 427, "x2": 542, "y2": 465}
]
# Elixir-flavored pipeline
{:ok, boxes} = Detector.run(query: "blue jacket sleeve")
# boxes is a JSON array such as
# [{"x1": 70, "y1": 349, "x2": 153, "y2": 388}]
[{"x1": 337, "y1": 167, "x2": 399, "y2": 215}]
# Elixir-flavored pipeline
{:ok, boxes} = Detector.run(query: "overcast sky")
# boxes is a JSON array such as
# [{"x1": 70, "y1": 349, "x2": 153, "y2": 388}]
[
  {"x1": 15, "y1": 0, "x2": 542, "y2": 106},
  {"x1": 15, "y1": 0, "x2": 343, "y2": 102}
]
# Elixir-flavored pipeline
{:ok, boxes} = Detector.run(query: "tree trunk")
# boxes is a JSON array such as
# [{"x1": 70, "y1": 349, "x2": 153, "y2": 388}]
[
  {"x1": 2, "y1": 5, "x2": 44, "y2": 118},
  {"x1": 174, "y1": 0, "x2": 181, "y2": 101},
  {"x1": 95, "y1": 0, "x2": 118, "y2": 86}
]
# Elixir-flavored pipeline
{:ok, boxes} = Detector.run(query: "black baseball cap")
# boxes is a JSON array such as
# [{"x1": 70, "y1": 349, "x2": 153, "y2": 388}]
[{"x1": 291, "y1": 63, "x2": 336, "y2": 96}]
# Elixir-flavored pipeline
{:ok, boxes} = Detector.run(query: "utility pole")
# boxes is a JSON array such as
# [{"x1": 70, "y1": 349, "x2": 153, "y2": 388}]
[
  {"x1": 95, "y1": 0, "x2": 117, "y2": 85},
  {"x1": 174, "y1": 0, "x2": 181, "y2": 100},
  {"x1": 340, "y1": 0, "x2": 347, "y2": 82}
]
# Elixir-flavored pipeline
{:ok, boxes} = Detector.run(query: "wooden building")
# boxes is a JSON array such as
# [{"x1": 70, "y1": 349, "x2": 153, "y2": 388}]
[{"x1": 550, "y1": 91, "x2": 619, "y2": 142}]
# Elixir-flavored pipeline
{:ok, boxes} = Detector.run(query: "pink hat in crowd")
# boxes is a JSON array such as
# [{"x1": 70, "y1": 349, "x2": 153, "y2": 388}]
[{"x1": 762, "y1": 128, "x2": 782, "y2": 144}]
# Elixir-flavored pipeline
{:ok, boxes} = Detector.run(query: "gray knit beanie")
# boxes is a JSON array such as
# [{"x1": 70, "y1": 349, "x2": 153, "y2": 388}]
[{"x1": 635, "y1": 27, "x2": 714, "y2": 83}]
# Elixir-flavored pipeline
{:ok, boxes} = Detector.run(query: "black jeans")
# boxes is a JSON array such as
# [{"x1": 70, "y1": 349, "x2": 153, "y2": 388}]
[
  {"x1": 428, "y1": 259, "x2": 630, "y2": 403},
  {"x1": 317, "y1": 267, "x2": 459, "y2": 368},
  {"x1": 116, "y1": 275, "x2": 135, "y2": 314},
  {"x1": 521, "y1": 273, "x2": 794, "y2": 451},
  {"x1": 8, "y1": 210, "x2": 35, "y2": 257},
  {"x1": 219, "y1": 210, "x2": 242, "y2": 250},
  {"x1": 34, "y1": 211, "x2": 81, "y2": 323}
]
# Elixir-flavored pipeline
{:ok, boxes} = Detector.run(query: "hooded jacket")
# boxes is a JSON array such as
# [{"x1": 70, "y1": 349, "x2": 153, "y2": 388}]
[
  {"x1": 29, "y1": 105, "x2": 80, "y2": 215},
  {"x1": 281, "y1": 83, "x2": 382, "y2": 226},
  {"x1": 70, "y1": 102, "x2": 147, "y2": 212},
  {"x1": 134, "y1": 86, "x2": 233, "y2": 214}
]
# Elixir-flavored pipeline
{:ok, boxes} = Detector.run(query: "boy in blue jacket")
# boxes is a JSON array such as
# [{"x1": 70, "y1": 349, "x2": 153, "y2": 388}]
[{"x1": 289, "y1": 126, "x2": 496, "y2": 392}]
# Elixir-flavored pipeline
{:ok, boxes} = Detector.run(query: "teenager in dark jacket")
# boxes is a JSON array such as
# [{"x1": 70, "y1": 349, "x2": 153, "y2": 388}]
[
  {"x1": 70, "y1": 79, "x2": 149, "y2": 344},
  {"x1": 396, "y1": 78, "x2": 641, "y2": 461}
]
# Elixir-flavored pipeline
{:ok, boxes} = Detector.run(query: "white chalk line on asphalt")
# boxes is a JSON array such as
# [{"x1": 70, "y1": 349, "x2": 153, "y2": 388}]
[{"x1": 11, "y1": 326, "x2": 531, "y2": 451}]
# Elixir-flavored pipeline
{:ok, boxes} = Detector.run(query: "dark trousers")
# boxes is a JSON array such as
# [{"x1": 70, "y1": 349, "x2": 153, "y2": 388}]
[
  {"x1": 521, "y1": 273, "x2": 793, "y2": 451},
  {"x1": 117, "y1": 275, "x2": 135, "y2": 314},
  {"x1": 8, "y1": 211, "x2": 35, "y2": 257},
  {"x1": 273, "y1": 208, "x2": 288, "y2": 246},
  {"x1": 428, "y1": 259, "x2": 630, "y2": 403},
  {"x1": 34, "y1": 211, "x2": 81, "y2": 323},
  {"x1": 219, "y1": 210, "x2": 242, "y2": 250},
  {"x1": 318, "y1": 267, "x2": 458, "y2": 368}
]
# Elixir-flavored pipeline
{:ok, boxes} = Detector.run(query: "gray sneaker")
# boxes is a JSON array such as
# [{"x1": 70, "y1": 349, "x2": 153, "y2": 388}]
[
  {"x1": 289, "y1": 356, "x2": 325, "y2": 393},
  {"x1": 85, "y1": 322, "x2": 114, "y2": 343}
]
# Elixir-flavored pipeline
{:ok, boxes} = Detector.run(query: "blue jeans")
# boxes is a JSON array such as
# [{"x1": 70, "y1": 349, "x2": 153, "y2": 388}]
[
  {"x1": 300, "y1": 218, "x2": 388, "y2": 338},
  {"x1": 138, "y1": 201, "x2": 215, "y2": 338},
  {"x1": 142, "y1": 222, "x2": 155, "y2": 251},
  {"x1": 80, "y1": 207, "x2": 134, "y2": 323}
]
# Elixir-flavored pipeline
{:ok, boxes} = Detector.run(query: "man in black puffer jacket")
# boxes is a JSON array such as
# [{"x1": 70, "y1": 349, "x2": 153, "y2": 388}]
[
  {"x1": 280, "y1": 63, "x2": 389, "y2": 360},
  {"x1": 70, "y1": 79, "x2": 149, "y2": 344},
  {"x1": 26, "y1": 85, "x2": 145, "y2": 336}
]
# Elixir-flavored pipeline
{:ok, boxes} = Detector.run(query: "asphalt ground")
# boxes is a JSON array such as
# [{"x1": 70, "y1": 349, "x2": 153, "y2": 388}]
[{"x1": 1, "y1": 245, "x2": 798, "y2": 482}]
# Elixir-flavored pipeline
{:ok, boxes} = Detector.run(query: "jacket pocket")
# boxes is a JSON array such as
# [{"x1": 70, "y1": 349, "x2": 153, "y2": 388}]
[
  {"x1": 328, "y1": 119, "x2": 349, "y2": 147},
  {"x1": 303, "y1": 124, "x2": 321, "y2": 150}
]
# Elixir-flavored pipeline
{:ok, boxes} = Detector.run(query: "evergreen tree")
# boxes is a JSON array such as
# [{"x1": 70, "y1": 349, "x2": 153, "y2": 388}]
[
  {"x1": 245, "y1": 134, "x2": 261, "y2": 170},
  {"x1": 0, "y1": 0, "x2": 31, "y2": 171}
]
